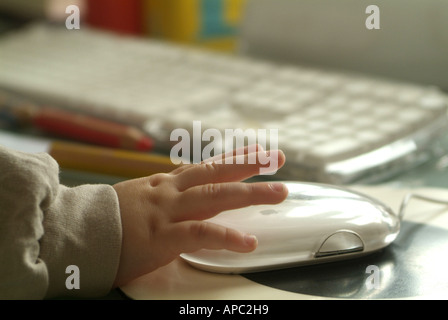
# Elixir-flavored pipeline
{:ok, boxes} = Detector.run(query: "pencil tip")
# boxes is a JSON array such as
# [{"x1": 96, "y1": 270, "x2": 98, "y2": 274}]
[{"x1": 136, "y1": 136, "x2": 154, "y2": 151}]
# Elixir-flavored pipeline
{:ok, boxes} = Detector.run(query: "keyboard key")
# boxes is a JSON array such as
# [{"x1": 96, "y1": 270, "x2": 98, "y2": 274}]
[{"x1": 308, "y1": 138, "x2": 362, "y2": 163}]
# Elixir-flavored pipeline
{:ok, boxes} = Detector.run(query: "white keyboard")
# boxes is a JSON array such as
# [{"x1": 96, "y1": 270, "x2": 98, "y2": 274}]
[{"x1": 1, "y1": 23, "x2": 447, "y2": 184}]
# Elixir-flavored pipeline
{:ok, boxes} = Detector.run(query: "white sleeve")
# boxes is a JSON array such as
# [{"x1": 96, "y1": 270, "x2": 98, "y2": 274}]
[{"x1": 0, "y1": 146, "x2": 122, "y2": 299}]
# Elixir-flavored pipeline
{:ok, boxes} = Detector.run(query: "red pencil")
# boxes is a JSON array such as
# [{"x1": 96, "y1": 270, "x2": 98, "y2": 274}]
[{"x1": 32, "y1": 107, "x2": 154, "y2": 152}]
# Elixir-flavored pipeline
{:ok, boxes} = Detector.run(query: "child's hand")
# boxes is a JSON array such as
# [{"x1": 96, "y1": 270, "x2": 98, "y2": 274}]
[{"x1": 112, "y1": 146, "x2": 288, "y2": 286}]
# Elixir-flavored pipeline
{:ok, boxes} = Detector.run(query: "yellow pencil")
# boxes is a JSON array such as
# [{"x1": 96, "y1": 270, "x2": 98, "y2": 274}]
[
  {"x1": 50, "y1": 141, "x2": 178, "y2": 178},
  {"x1": 0, "y1": 131, "x2": 178, "y2": 178}
]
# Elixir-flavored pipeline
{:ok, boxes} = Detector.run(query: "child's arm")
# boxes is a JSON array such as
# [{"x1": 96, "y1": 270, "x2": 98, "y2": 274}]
[{"x1": 0, "y1": 145, "x2": 286, "y2": 299}]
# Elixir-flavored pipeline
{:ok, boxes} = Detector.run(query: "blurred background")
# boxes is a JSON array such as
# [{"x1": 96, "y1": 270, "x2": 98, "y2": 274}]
[
  {"x1": 0, "y1": 0, "x2": 247, "y2": 52},
  {"x1": 0, "y1": 0, "x2": 446, "y2": 87}
]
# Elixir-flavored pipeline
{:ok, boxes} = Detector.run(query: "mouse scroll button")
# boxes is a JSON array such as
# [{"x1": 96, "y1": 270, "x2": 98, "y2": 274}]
[{"x1": 316, "y1": 231, "x2": 364, "y2": 258}]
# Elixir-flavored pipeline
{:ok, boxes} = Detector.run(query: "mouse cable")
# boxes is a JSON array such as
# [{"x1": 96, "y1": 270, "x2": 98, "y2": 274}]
[{"x1": 398, "y1": 193, "x2": 448, "y2": 221}]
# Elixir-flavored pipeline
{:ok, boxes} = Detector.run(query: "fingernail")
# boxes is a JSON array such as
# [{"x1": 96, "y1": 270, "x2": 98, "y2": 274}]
[
  {"x1": 269, "y1": 182, "x2": 284, "y2": 192},
  {"x1": 244, "y1": 234, "x2": 258, "y2": 247}
]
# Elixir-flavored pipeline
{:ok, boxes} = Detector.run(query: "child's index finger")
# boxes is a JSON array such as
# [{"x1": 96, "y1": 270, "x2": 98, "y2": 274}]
[
  {"x1": 173, "y1": 150, "x2": 286, "y2": 192},
  {"x1": 174, "y1": 181, "x2": 289, "y2": 222}
]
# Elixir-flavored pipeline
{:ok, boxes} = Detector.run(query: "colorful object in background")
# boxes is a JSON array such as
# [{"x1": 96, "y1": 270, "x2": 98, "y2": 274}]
[
  {"x1": 143, "y1": 0, "x2": 247, "y2": 52},
  {"x1": 200, "y1": 0, "x2": 238, "y2": 39},
  {"x1": 86, "y1": 0, "x2": 143, "y2": 35}
]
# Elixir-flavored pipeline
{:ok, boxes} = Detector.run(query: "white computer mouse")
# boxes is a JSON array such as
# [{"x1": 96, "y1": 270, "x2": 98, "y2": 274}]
[{"x1": 180, "y1": 182, "x2": 401, "y2": 274}]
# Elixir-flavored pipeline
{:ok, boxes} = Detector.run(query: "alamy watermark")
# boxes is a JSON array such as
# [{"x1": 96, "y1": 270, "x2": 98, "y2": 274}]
[
  {"x1": 365, "y1": 265, "x2": 381, "y2": 290},
  {"x1": 365, "y1": 5, "x2": 380, "y2": 30},
  {"x1": 65, "y1": 265, "x2": 80, "y2": 290},
  {"x1": 65, "y1": 5, "x2": 80, "y2": 30},
  {"x1": 170, "y1": 121, "x2": 279, "y2": 175}
]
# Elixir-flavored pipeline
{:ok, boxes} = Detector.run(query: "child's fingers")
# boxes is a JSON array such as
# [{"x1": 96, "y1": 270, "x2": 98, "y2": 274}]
[
  {"x1": 174, "y1": 181, "x2": 288, "y2": 221},
  {"x1": 168, "y1": 144, "x2": 264, "y2": 177},
  {"x1": 202, "y1": 144, "x2": 263, "y2": 164},
  {"x1": 170, "y1": 220, "x2": 258, "y2": 254},
  {"x1": 174, "y1": 150, "x2": 286, "y2": 192}
]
